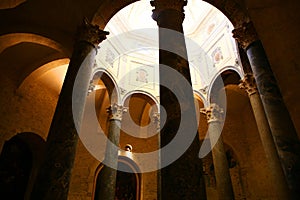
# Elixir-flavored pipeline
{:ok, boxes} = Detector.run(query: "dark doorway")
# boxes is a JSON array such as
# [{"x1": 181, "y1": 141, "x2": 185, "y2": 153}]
[
  {"x1": 95, "y1": 161, "x2": 138, "y2": 200},
  {"x1": 0, "y1": 136, "x2": 32, "y2": 199}
]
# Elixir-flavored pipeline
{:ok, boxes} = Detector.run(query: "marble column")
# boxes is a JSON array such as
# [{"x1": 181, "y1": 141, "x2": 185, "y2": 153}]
[
  {"x1": 95, "y1": 104, "x2": 127, "y2": 200},
  {"x1": 233, "y1": 22, "x2": 300, "y2": 197},
  {"x1": 30, "y1": 19, "x2": 109, "y2": 200},
  {"x1": 151, "y1": 0, "x2": 206, "y2": 199},
  {"x1": 201, "y1": 104, "x2": 234, "y2": 200},
  {"x1": 239, "y1": 74, "x2": 290, "y2": 198}
]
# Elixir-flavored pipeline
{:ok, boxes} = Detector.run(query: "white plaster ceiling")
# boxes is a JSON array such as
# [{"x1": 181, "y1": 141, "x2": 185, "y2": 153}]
[{"x1": 104, "y1": 0, "x2": 214, "y2": 37}]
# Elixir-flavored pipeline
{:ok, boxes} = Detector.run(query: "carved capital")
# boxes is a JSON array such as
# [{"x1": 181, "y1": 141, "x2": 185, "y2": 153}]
[
  {"x1": 232, "y1": 21, "x2": 259, "y2": 49},
  {"x1": 87, "y1": 80, "x2": 95, "y2": 95},
  {"x1": 200, "y1": 103, "x2": 224, "y2": 123},
  {"x1": 239, "y1": 73, "x2": 257, "y2": 96},
  {"x1": 76, "y1": 18, "x2": 109, "y2": 48},
  {"x1": 106, "y1": 103, "x2": 127, "y2": 121},
  {"x1": 151, "y1": 0, "x2": 187, "y2": 21}
]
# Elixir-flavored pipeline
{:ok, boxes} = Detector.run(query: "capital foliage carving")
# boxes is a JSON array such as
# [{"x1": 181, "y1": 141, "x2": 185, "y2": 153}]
[
  {"x1": 200, "y1": 103, "x2": 224, "y2": 123},
  {"x1": 106, "y1": 103, "x2": 127, "y2": 121},
  {"x1": 239, "y1": 73, "x2": 257, "y2": 96},
  {"x1": 232, "y1": 21, "x2": 259, "y2": 49},
  {"x1": 76, "y1": 18, "x2": 109, "y2": 47}
]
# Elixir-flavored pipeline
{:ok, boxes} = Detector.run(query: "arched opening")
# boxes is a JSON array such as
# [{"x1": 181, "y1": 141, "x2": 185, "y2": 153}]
[
  {"x1": 94, "y1": 157, "x2": 141, "y2": 200},
  {"x1": 121, "y1": 92, "x2": 159, "y2": 152},
  {"x1": 0, "y1": 132, "x2": 45, "y2": 199},
  {"x1": 194, "y1": 93, "x2": 208, "y2": 141},
  {"x1": 201, "y1": 140, "x2": 246, "y2": 199},
  {"x1": 0, "y1": 136, "x2": 32, "y2": 199},
  {"x1": 0, "y1": 34, "x2": 68, "y2": 88}
]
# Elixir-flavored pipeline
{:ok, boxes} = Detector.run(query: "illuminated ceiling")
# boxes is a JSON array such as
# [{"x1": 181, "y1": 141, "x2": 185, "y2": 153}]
[{"x1": 104, "y1": 0, "x2": 214, "y2": 37}]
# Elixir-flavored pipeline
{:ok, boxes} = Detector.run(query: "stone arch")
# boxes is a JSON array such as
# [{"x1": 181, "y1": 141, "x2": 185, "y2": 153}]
[
  {"x1": 194, "y1": 92, "x2": 209, "y2": 141},
  {"x1": 0, "y1": 33, "x2": 67, "y2": 54},
  {"x1": 121, "y1": 91, "x2": 159, "y2": 140},
  {"x1": 0, "y1": 33, "x2": 69, "y2": 87},
  {"x1": 92, "y1": 69, "x2": 121, "y2": 104},
  {"x1": 93, "y1": 156, "x2": 142, "y2": 200},
  {"x1": 208, "y1": 67, "x2": 243, "y2": 104},
  {"x1": 200, "y1": 139, "x2": 246, "y2": 199},
  {"x1": 0, "y1": 132, "x2": 45, "y2": 200},
  {"x1": 17, "y1": 58, "x2": 70, "y2": 93},
  {"x1": 0, "y1": 0, "x2": 26, "y2": 9},
  {"x1": 91, "y1": 0, "x2": 250, "y2": 30},
  {"x1": 92, "y1": 0, "x2": 140, "y2": 28},
  {"x1": 122, "y1": 90, "x2": 159, "y2": 106},
  {"x1": 203, "y1": 0, "x2": 250, "y2": 28},
  {"x1": 194, "y1": 90, "x2": 208, "y2": 107},
  {"x1": 81, "y1": 69, "x2": 121, "y2": 140}
]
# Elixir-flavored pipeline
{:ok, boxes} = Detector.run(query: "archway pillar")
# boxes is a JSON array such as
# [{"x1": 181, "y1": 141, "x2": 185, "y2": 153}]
[
  {"x1": 96, "y1": 103, "x2": 127, "y2": 200},
  {"x1": 201, "y1": 103, "x2": 234, "y2": 200},
  {"x1": 151, "y1": 0, "x2": 206, "y2": 199},
  {"x1": 239, "y1": 74, "x2": 290, "y2": 199},
  {"x1": 233, "y1": 22, "x2": 300, "y2": 197},
  {"x1": 30, "y1": 19, "x2": 108, "y2": 200}
]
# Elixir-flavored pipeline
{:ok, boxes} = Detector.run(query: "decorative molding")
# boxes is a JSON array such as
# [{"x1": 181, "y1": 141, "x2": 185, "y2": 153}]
[
  {"x1": 232, "y1": 21, "x2": 259, "y2": 49},
  {"x1": 106, "y1": 103, "x2": 127, "y2": 121},
  {"x1": 120, "y1": 87, "x2": 127, "y2": 95},
  {"x1": 239, "y1": 73, "x2": 257, "y2": 96},
  {"x1": 87, "y1": 80, "x2": 95, "y2": 95},
  {"x1": 150, "y1": 0, "x2": 187, "y2": 21},
  {"x1": 200, "y1": 103, "x2": 224, "y2": 123},
  {"x1": 76, "y1": 18, "x2": 109, "y2": 48}
]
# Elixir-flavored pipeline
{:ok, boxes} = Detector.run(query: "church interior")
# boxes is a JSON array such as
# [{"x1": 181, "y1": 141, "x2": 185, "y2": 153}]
[{"x1": 0, "y1": 0, "x2": 300, "y2": 199}]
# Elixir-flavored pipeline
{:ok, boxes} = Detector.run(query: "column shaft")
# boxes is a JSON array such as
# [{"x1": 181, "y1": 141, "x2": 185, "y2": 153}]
[
  {"x1": 240, "y1": 74, "x2": 290, "y2": 199},
  {"x1": 95, "y1": 104, "x2": 125, "y2": 200},
  {"x1": 233, "y1": 22, "x2": 300, "y2": 198},
  {"x1": 30, "y1": 20, "x2": 108, "y2": 200},
  {"x1": 202, "y1": 104, "x2": 234, "y2": 200},
  {"x1": 153, "y1": 113, "x2": 162, "y2": 200},
  {"x1": 151, "y1": 1, "x2": 206, "y2": 199}
]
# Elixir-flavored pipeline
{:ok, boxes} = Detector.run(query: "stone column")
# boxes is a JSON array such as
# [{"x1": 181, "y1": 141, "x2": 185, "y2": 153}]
[
  {"x1": 233, "y1": 22, "x2": 300, "y2": 197},
  {"x1": 201, "y1": 104, "x2": 234, "y2": 200},
  {"x1": 152, "y1": 112, "x2": 161, "y2": 200},
  {"x1": 30, "y1": 19, "x2": 108, "y2": 200},
  {"x1": 151, "y1": 0, "x2": 206, "y2": 199},
  {"x1": 239, "y1": 74, "x2": 290, "y2": 198},
  {"x1": 95, "y1": 104, "x2": 127, "y2": 200}
]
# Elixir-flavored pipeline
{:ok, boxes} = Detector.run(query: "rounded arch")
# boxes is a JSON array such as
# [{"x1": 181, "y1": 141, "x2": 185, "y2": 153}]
[
  {"x1": 202, "y1": 0, "x2": 250, "y2": 28},
  {"x1": 17, "y1": 58, "x2": 70, "y2": 92},
  {"x1": 0, "y1": 132, "x2": 46, "y2": 200},
  {"x1": 0, "y1": 0, "x2": 26, "y2": 9},
  {"x1": 92, "y1": 69, "x2": 121, "y2": 104},
  {"x1": 199, "y1": 138, "x2": 241, "y2": 164},
  {"x1": 122, "y1": 90, "x2": 159, "y2": 107},
  {"x1": 207, "y1": 66, "x2": 243, "y2": 103},
  {"x1": 91, "y1": 0, "x2": 250, "y2": 30},
  {"x1": 0, "y1": 33, "x2": 68, "y2": 55},
  {"x1": 0, "y1": 33, "x2": 69, "y2": 87},
  {"x1": 92, "y1": 0, "x2": 140, "y2": 28},
  {"x1": 200, "y1": 138, "x2": 244, "y2": 199},
  {"x1": 93, "y1": 156, "x2": 142, "y2": 200},
  {"x1": 121, "y1": 91, "x2": 159, "y2": 140},
  {"x1": 194, "y1": 90, "x2": 208, "y2": 107}
]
